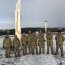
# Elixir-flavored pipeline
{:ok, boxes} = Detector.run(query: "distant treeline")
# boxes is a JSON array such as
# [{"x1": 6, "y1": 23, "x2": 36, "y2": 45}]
[{"x1": 0, "y1": 28, "x2": 65, "y2": 35}]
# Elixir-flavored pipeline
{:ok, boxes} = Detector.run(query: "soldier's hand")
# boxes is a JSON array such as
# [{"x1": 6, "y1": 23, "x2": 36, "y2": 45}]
[
  {"x1": 3, "y1": 45, "x2": 5, "y2": 48},
  {"x1": 45, "y1": 39, "x2": 47, "y2": 42},
  {"x1": 22, "y1": 44, "x2": 24, "y2": 46},
  {"x1": 38, "y1": 43, "x2": 39, "y2": 46}
]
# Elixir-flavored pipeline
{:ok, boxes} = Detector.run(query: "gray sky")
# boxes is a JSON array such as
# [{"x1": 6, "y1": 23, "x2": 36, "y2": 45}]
[{"x1": 0, "y1": 0, "x2": 65, "y2": 29}]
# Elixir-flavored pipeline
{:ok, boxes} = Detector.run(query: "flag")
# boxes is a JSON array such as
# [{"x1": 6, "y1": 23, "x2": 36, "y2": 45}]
[{"x1": 15, "y1": 0, "x2": 21, "y2": 41}]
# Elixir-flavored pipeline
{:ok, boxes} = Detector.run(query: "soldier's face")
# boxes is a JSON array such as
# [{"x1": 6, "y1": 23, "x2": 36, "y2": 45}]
[
  {"x1": 48, "y1": 31, "x2": 51, "y2": 33},
  {"x1": 14, "y1": 35, "x2": 17, "y2": 38},
  {"x1": 40, "y1": 31, "x2": 42, "y2": 33},
  {"x1": 6, "y1": 36, "x2": 9, "y2": 38},
  {"x1": 29, "y1": 31, "x2": 31, "y2": 34},
  {"x1": 23, "y1": 33, "x2": 25, "y2": 36},
  {"x1": 58, "y1": 32, "x2": 61, "y2": 35},
  {"x1": 6, "y1": 35, "x2": 9, "y2": 38},
  {"x1": 23, "y1": 34, "x2": 26, "y2": 37}
]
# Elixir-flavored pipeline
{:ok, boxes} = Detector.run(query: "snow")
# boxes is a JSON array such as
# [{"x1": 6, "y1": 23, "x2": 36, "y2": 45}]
[
  {"x1": 16, "y1": 55, "x2": 57, "y2": 65},
  {"x1": 0, "y1": 35, "x2": 65, "y2": 65}
]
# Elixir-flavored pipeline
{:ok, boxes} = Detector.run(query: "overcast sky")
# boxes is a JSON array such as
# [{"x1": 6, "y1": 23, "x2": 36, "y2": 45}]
[{"x1": 0, "y1": 0, "x2": 65, "y2": 29}]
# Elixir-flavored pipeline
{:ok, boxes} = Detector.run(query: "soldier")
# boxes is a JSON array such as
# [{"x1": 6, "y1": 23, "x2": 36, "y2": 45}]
[
  {"x1": 46, "y1": 30, "x2": 54, "y2": 54},
  {"x1": 27, "y1": 30, "x2": 32, "y2": 54},
  {"x1": 31, "y1": 32, "x2": 38, "y2": 55},
  {"x1": 38, "y1": 31, "x2": 45, "y2": 54},
  {"x1": 13, "y1": 35, "x2": 21, "y2": 57},
  {"x1": 55, "y1": 30, "x2": 65, "y2": 56},
  {"x1": 21, "y1": 33, "x2": 27, "y2": 55},
  {"x1": 3, "y1": 34, "x2": 12, "y2": 58}
]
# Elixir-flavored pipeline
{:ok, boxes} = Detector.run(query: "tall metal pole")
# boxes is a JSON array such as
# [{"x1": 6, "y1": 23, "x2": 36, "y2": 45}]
[{"x1": 44, "y1": 20, "x2": 48, "y2": 34}]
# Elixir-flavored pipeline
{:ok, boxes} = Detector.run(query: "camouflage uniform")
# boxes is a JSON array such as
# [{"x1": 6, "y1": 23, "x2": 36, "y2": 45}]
[
  {"x1": 31, "y1": 32, "x2": 38, "y2": 55},
  {"x1": 55, "y1": 32, "x2": 64, "y2": 56},
  {"x1": 21, "y1": 33, "x2": 27, "y2": 55},
  {"x1": 13, "y1": 35, "x2": 21, "y2": 57},
  {"x1": 27, "y1": 30, "x2": 32, "y2": 54},
  {"x1": 38, "y1": 31, "x2": 45, "y2": 54},
  {"x1": 47, "y1": 30, "x2": 54, "y2": 54},
  {"x1": 3, "y1": 35, "x2": 12, "y2": 58}
]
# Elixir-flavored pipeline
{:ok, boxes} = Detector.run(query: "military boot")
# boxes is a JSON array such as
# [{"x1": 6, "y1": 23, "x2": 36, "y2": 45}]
[
  {"x1": 43, "y1": 47, "x2": 45, "y2": 54},
  {"x1": 31, "y1": 48, "x2": 35, "y2": 55},
  {"x1": 18, "y1": 51, "x2": 21, "y2": 57},
  {"x1": 29, "y1": 48, "x2": 31, "y2": 54},
  {"x1": 39, "y1": 47, "x2": 41, "y2": 54},
  {"x1": 61, "y1": 48, "x2": 64, "y2": 57},
  {"x1": 47, "y1": 46, "x2": 49, "y2": 54},
  {"x1": 51, "y1": 47, "x2": 54, "y2": 55},
  {"x1": 36, "y1": 48, "x2": 38, "y2": 55},
  {"x1": 5, "y1": 53, "x2": 8, "y2": 58}
]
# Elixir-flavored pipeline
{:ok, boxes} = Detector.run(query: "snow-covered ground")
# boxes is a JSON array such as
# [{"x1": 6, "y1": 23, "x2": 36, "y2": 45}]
[{"x1": 0, "y1": 35, "x2": 65, "y2": 65}]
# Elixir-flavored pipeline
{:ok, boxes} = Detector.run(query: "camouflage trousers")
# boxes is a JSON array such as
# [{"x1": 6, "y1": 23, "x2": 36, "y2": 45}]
[
  {"x1": 22, "y1": 44, "x2": 27, "y2": 55},
  {"x1": 38, "y1": 42, "x2": 45, "y2": 54},
  {"x1": 28, "y1": 43, "x2": 31, "y2": 54},
  {"x1": 47, "y1": 43, "x2": 54, "y2": 54},
  {"x1": 31, "y1": 46, "x2": 38, "y2": 55},
  {"x1": 39, "y1": 47, "x2": 45, "y2": 54},
  {"x1": 56, "y1": 44, "x2": 63, "y2": 56},
  {"x1": 5, "y1": 48, "x2": 10, "y2": 58},
  {"x1": 14, "y1": 48, "x2": 20, "y2": 57}
]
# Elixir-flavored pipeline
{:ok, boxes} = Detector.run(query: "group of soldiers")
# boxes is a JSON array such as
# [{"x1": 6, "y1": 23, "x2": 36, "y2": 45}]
[
  {"x1": 3, "y1": 34, "x2": 21, "y2": 58},
  {"x1": 3, "y1": 30, "x2": 65, "y2": 58}
]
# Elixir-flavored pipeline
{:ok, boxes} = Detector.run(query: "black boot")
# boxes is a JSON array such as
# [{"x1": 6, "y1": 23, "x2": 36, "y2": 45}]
[
  {"x1": 36, "y1": 48, "x2": 38, "y2": 55},
  {"x1": 61, "y1": 53, "x2": 64, "y2": 57},
  {"x1": 43, "y1": 48, "x2": 45, "y2": 54},
  {"x1": 39, "y1": 48, "x2": 41, "y2": 54}
]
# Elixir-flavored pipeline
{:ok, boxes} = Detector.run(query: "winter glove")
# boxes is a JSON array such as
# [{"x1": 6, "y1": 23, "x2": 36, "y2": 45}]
[{"x1": 22, "y1": 44, "x2": 24, "y2": 46}]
